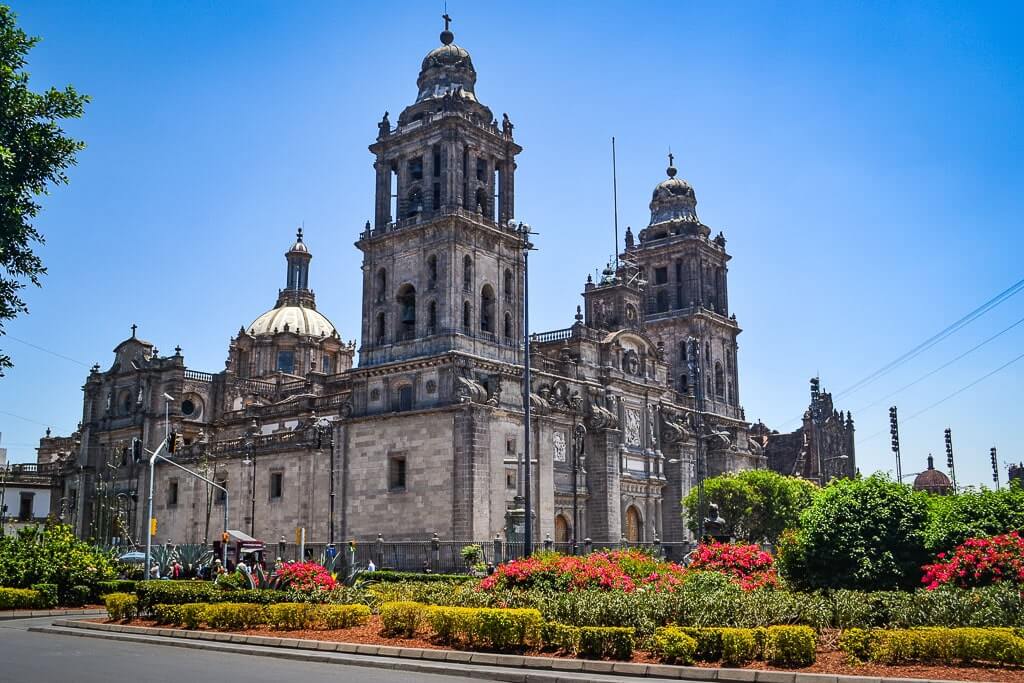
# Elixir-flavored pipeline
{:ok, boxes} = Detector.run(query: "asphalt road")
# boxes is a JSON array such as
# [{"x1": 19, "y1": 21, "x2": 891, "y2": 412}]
[
  {"x1": 0, "y1": 616, "x2": 497, "y2": 683},
  {"x1": 0, "y1": 616, "x2": 683, "y2": 683}
]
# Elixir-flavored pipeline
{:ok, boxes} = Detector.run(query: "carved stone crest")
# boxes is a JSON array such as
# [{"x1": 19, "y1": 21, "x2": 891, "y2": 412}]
[{"x1": 552, "y1": 432, "x2": 566, "y2": 462}]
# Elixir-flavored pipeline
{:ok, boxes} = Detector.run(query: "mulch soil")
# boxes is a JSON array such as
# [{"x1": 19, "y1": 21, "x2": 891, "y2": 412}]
[{"x1": 106, "y1": 617, "x2": 1024, "y2": 682}]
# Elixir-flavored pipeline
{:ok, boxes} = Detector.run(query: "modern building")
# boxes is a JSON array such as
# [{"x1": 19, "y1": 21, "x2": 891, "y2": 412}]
[{"x1": 37, "y1": 21, "x2": 853, "y2": 552}]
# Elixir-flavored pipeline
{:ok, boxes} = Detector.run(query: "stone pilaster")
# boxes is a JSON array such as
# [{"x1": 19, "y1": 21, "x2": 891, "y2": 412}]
[{"x1": 585, "y1": 428, "x2": 622, "y2": 543}]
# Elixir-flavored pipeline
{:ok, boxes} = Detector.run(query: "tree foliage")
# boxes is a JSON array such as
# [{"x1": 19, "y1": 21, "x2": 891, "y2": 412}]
[
  {"x1": 683, "y1": 469, "x2": 818, "y2": 543},
  {"x1": 776, "y1": 475, "x2": 930, "y2": 591},
  {"x1": 0, "y1": 5, "x2": 88, "y2": 374},
  {"x1": 922, "y1": 483, "x2": 1024, "y2": 554},
  {"x1": 0, "y1": 522, "x2": 116, "y2": 593}
]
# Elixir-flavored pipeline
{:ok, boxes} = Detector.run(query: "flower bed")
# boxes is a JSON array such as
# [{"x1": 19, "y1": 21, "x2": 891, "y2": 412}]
[
  {"x1": 687, "y1": 541, "x2": 779, "y2": 590},
  {"x1": 478, "y1": 550, "x2": 687, "y2": 592},
  {"x1": 922, "y1": 532, "x2": 1024, "y2": 590}
]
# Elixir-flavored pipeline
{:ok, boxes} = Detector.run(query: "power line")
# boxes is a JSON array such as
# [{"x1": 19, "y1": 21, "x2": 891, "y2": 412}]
[
  {"x1": 0, "y1": 410, "x2": 54, "y2": 429},
  {"x1": 835, "y1": 276, "x2": 1024, "y2": 400},
  {"x1": 855, "y1": 314, "x2": 1024, "y2": 413},
  {"x1": 856, "y1": 349, "x2": 1024, "y2": 445},
  {"x1": 5, "y1": 335, "x2": 90, "y2": 367}
]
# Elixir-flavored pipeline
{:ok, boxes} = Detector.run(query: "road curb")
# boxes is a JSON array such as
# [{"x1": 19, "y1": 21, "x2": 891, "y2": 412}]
[
  {"x1": 34, "y1": 619, "x2": 962, "y2": 683},
  {"x1": 0, "y1": 608, "x2": 106, "y2": 621}
]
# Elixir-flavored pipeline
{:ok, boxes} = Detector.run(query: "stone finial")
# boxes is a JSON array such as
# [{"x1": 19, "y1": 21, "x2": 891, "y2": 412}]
[
  {"x1": 574, "y1": 305, "x2": 584, "y2": 324},
  {"x1": 174, "y1": 345, "x2": 182, "y2": 356}
]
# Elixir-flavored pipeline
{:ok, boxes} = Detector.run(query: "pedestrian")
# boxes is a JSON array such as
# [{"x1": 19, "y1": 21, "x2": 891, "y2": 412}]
[
  {"x1": 367, "y1": 560, "x2": 376, "y2": 572},
  {"x1": 171, "y1": 561, "x2": 183, "y2": 579},
  {"x1": 149, "y1": 564, "x2": 160, "y2": 580}
]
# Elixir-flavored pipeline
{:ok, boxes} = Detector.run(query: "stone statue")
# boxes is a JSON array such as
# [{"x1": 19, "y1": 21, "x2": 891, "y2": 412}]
[
  {"x1": 703, "y1": 503, "x2": 729, "y2": 542},
  {"x1": 502, "y1": 113, "x2": 514, "y2": 138},
  {"x1": 378, "y1": 111, "x2": 390, "y2": 138}
]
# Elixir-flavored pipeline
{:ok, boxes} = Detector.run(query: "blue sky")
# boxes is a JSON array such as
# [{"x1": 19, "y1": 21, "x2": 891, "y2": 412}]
[{"x1": 1, "y1": 2, "x2": 1021, "y2": 486}]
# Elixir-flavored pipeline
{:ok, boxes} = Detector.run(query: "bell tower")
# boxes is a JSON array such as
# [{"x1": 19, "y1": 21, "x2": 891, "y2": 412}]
[{"x1": 357, "y1": 17, "x2": 524, "y2": 367}]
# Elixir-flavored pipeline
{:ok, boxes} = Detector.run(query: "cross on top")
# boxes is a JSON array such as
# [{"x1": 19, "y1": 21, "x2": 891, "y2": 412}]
[
  {"x1": 443, "y1": 13, "x2": 452, "y2": 31},
  {"x1": 668, "y1": 151, "x2": 674, "y2": 167},
  {"x1": 130, "y1": 323, "x2": 137, "y2": 338}
]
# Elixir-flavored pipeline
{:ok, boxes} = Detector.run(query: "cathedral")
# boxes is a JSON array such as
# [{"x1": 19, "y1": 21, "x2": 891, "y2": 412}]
[{"x1": 36, "y1": 21, "x2": 854, "y2": 552}]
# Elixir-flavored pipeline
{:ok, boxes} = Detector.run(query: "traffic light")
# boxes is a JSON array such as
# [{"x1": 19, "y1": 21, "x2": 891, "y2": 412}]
[
  {"x1": 150, "y1": 517, "x2": 158, "y2": 536},
  {"x1": 131, "y1": 437, "x2": 143, "y2": 463},
  {"x1": 348, "y1": 539, "x2": 356, "y2": 553},
  {"x1": 222, "y1": 531, "x2": 230, "y2": 544}
]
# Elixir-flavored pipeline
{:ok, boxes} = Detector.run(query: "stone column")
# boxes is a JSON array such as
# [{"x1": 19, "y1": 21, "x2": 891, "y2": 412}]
[
  {"x1": 453, "y1": 405, "x2": 491, "y2": 539},
  {"x1": 585, "y1": 429, "x2": 622, "y2": 544},
  {"x1": 374, "y1": 159, "x2": 391, "y2": 229}
]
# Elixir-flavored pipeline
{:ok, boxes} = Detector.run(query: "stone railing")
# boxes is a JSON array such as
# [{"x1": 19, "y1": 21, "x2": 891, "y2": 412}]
[{"x1": 184, "y1": 369, "x2": 215, "y2": 383}]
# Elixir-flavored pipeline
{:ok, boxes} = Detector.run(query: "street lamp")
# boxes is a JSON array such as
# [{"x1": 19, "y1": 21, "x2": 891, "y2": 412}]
[
  {"x1": 242, "y1": 418, "x2": 259, "y2": 537},
  {"x1": 312, "y1": 411, "x2": 335, "y2": 549},
  {"x1": 509, "y1": 218, "x2": 536, "y2": 556}
]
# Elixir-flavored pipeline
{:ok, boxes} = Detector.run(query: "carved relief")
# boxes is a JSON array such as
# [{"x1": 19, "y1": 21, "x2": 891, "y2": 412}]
[
  {"x1": 553, "y1": 432, "x2": 566, "y2": 462},
  {"x1": 625, "y1": 408, "x2": 641, "y2": 446}
]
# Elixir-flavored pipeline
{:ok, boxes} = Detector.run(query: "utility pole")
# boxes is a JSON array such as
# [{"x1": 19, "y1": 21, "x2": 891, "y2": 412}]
[
  {"x1": 944, "y1": 428, "x2": 957, "y2": 493},
  {"x1": 889, "y1": 406, "x2": 902, "y2": 483}
]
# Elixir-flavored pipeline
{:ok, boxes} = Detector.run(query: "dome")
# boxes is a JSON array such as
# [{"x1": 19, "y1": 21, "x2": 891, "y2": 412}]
[
  {"x1": 248, "y1": 304, "x2": 336, "y2": 338},
  {"x1": 649, "y1": 163, "x2": 698, "y2": 224},
  {"x1": 913, "y1": 456, "x2": 952, "y2": 494},
  {"x1": 415, "y1": 29, "x2": 478, "y2": 104},
  {"x1": 288, "y1": 229, "x2": 309, "y2": 254}
]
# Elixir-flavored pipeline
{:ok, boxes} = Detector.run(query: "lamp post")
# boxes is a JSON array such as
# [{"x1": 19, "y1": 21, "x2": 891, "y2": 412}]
[
  {"x1": 242, "y1": 418, "x2": 259, "y2": 537},
  {"x1": 510, "y1": 219, "x2": 536, "y2": 556},
  {"x1": 312, "y1": 412, "x2": 335, "y2": 549},
  {"x1": 569, "y1": 394, "x2": 585, "y2": 555}
]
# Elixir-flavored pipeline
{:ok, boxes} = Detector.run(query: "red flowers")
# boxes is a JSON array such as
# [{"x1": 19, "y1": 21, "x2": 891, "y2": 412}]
[
  {"x1": 921, "y1": 532, "x2": 1024, "y2": 590},
  {"x1": 687, "y1": 541, "x2": 779, "y2": 590},
  {"x1": 478, "y1": 545, "x2": 778, "y2": 593},
  {"x1": 276, "y1": 561, "x2": 338, "y2": 592}
]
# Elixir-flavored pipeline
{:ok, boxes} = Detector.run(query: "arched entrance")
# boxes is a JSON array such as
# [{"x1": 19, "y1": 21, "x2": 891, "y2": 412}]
[
  {"x1": 554, "y1": 514, "x2": 570, "y2": 543},
  {"x1": 624, "y1": 506, "x2": 642, "y2": 543}
]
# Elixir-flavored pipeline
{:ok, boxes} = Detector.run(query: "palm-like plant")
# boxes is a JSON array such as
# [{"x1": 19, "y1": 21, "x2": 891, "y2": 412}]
[
  {"x1": 150, "y1": 545, "x2": 175, "y2": 578},
  {"x1": 175, "y1": 544, "x2": 213, "y2": 578}
]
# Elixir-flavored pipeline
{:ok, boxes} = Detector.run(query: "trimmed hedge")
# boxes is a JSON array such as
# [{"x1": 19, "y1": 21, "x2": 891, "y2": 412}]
[
  {"x1": 61, "y1": 585, "x2": 91, "y2": 607},
  {"x1": 96, "y1": 580, "x2": 137, "y2": 598},
  {"x1": 267, "y1": 602, "x2": 318, "y2": 630},
  {"x1": 578, "y1": 626, "x2": 635, "y2": 660},
  {"x1": 104, "y1": 593, "x2": 138, "y2": 622},
  {"x1": 380, "y1": 601, "x2": 426, "y2": 637},
  {"x1": 423, "y1": 605, "x2": 542, "y2": 651},
  {"x1": 840, "y1": 627, "x2": 1024, "y2": 666},
  {"x1": 651, "y1": 626, "x2": 816, "y2": 667},
  {"x1": 370, "y1": 570, "x2": 474, "y2": 584},
  {"x1": 152, "y1": 601, "x2": 372, "y2": 631},
  {"x1": 135, "y1": 581, "x2": 291, "y2": 613},
  {"x1": 0, "y1": 587, "x2": 40, "y2": 610},
  {"x1": 31, "y1": 583, "x2": 57, "y2": 609},
  {"x1": 317, "y1": 604, "x2": 371, "y2": 629}
]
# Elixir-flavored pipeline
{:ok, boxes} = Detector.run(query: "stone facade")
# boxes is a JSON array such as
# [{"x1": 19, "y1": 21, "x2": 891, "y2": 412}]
[{"x1": 37, "y1": 21, "x2": 854, "y2": 549}]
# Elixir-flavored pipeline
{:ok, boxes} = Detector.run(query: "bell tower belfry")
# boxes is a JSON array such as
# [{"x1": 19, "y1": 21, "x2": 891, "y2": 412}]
[{"x1": 357, "y1": 18, "x2": 524, "y2": 367}]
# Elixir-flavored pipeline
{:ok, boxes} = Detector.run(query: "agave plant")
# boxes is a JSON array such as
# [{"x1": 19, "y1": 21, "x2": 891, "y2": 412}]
[
  {"x1": 247, "y1": 563, "x2": 293, "y2": 591},
  {"x1": 175, "y1": 544, "x2": 213, "y2": 578},
  {"x1": 150, "y1": 545, "x2": 176, "y2": 578}
]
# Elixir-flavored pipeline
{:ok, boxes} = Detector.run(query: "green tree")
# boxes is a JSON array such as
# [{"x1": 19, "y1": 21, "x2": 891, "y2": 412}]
[
  {"x1": 683, "y1": 470, "x2": 817, "y2": 543},
  {"x1": 776, "y1": 475, "x2": 930, "y2": 591},
  {"x1": 0, "y1": 5, "x2": 88, "y2": 374},
  {"x1": 923, "y1": 483, "x2": 1024, "y2": 554}
]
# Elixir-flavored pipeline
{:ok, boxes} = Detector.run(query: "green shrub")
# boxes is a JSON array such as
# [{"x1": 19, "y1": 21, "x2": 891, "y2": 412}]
[
  {"x1": 96, "y1": 580, "x2": 137, "y2": 599},
  {"x1": 267, "y1": 602, "x2": 317, "y2": 630},
  {"x1": 0, "y1": 524, "x2": 116, "y2": 597},
  {"x1": 472, "y1": 608, "x2": 543, "y2": 651},
  {"x1": 679, "y1": 627, "x2": 723, "y2": 661},
  {"x1": 30, "y1": 583, "x2": 57, "y2": 609},
  {"x1": 370, "y1": 570, "x2": 474, "y2": 584},
  {"x1": 104, "y1": 593, "x2": 138, "y2": 622},
  {"x1": 62, "y1": 585, "x2": 91, "y2": 607},
  {"x1": 151, "y1": 604, "x2": 182, "y2": 625},
  {"x1": 135, "y1": 581, "x2": 219, "y2": 612},
  {"x1": 650, "y1": 627, "x2": 698, "y2": 665},
  {"x1": 317, "y1": 604, "x2": 371, "y2": 629},
  {"x1": 578, "y1": 626, "x2": 635, "y2": 660},
  {"x1": 721, "y1": 627, "x2": 759, "y2": 665},
  {"x1": 848, "y1": 627, "x2": 1024, "y2": 666},
  {"x1": 204, "y1": 602, "x2": 267, "y2": 630},
  {"x1": 380, "y1": 601, "x2": 425, "y2": 637},
  {"x1": 425, "y1": 606, "x2": 476, "y2": 644},
  {"x1": 540, "y1": 622, "x2": 580, "y2": 654},
  {"x1": 763, "y1": 625, "x2": 816, "y2": 667},
  {"x1": 179, "y1": 603, "x2": 208, "y2": 629},
  {"x1": 0, "y1": 587, "x2": 41, "y2": 610}
]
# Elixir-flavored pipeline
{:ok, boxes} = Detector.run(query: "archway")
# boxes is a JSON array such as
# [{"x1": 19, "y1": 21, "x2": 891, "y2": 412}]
[
  {"x1": 554, "y1": 514, "x2": 570, "y2": 544},
  {"x1": 624, "y1": 506, "x2": 642, "y2": 543}
]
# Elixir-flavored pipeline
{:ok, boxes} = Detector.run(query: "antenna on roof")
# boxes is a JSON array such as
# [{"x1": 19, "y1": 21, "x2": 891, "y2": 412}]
[{"x1": 612, "y1": 136, "x2": 620, "y2": 272}]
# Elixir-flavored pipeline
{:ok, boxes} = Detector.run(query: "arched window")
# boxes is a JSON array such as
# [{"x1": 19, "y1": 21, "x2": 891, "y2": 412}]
[
  {"x1": 707, "y1": 375, "x2": 713, "y2": 396},
  {"x1": 463, "y1": 255, "x2": 472, "y2": 291},
  {"x1": 728, "y1": 381, "x2": 735, "y2": 405},
  {"x1": 714, "y1": 362, "x2": 725, "y2": 399},
  {"x1": 397, "y1": 385, "x2": 414, "y2": 412},
  {"x1": 726, "y1": 349, "x2": 733, "y2": 371},
  {"x1": 375, "y1": 312, "x2": 386, "y2": 344},
  {"x1": 679, "y1": 342, "x2": 688, "y2": 362},
  {"x1": 463, "y1": 301, "x2": 471, "y2": 332},
  {"x1": 554, "y1": 514, "x2": 570, "y2": 544},
  {"x1": 427, "y1": 301, "x2": 437, "y2": 333},
  {"x1": 427, "y1": 254, "x2": 438, "y2": 289},
  {"x1": 407, "y1": 188, "x2": 423, "y2": 218},
  {"x1": 503, "y1": 311, "x2": 513, "y2": 340},
  {"x1": 503, "y1": 269, "x2": 513, "y2": 301},
  {"x1": 480, "y1": 285, "x2": 495, "y2": 333},
  {"x1": 375, "y1": 268, "x2": 387, "y2": 303},
  {"x1": 397, "y1": 284, "x2": 416, "y2": 340},
  {"x1": 656, "y1": 290, "x2": 669, "y2": 313},
  {"x1": 624, "y1": 506, "x2": 642, "y2": 543},
  {"x1": 679, "y1": 374, "x2": 689, "y2": 394}
]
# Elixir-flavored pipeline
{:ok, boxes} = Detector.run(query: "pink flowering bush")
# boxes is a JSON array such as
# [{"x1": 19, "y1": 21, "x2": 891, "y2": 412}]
[
  {"x1": 478, "y1": 550, "x2": 686, "y2": 593},
  {"x1": 687, "y1": 541, "x2": 779, "y2": 590},
  {"x1": 276, "y1": 561, "x2": 338, "y2": 592},
  {"x1": 921, "y1": 531, "x2": 1024, "y2": 590}
]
